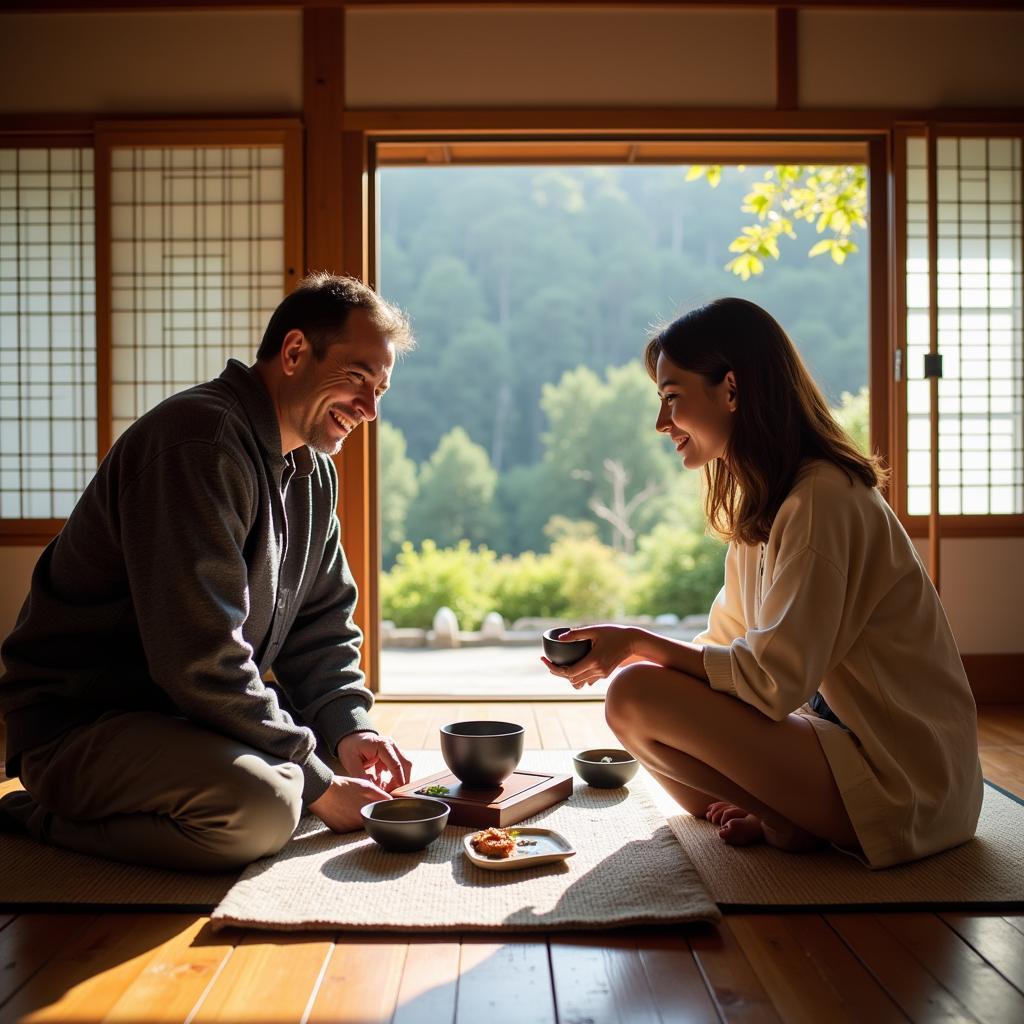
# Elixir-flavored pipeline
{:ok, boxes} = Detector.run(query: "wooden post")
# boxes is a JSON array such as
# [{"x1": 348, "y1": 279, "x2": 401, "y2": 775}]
[
  {"x1": 867, "y1": 135, "x2": 892, "y2": 474},
  {"x1": 94, "y1": 134, "x2": 112, "y2": 460},
  {"x1": 926, "y1": 126, "x2": 941, "y2": 593},
  {"x1": 303, "y1": 4, "x2": 379, "y2": 691}
]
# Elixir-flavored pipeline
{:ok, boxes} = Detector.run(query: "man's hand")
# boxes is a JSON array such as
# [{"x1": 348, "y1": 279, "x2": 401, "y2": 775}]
[
  {"x1": 336, "y1": 731, "x2": 413, "y2": 793},
  {"x1": 307, "y1": 775, "x2": 391, "y2": 833}
]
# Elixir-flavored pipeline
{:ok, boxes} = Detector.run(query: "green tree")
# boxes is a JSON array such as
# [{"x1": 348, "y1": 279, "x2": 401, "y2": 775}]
[
  {"x1": 404, "y1": 172, "x2": 521, "y2": 277},
  {"x1": 408, "y1": 427, "x2": 498, "y2": 549},
  {"x1": 377, "y1": 235, "x2": 415, "y2": 309},
  {"x1": 409, "y1": 255, "x2": 487, "y2": 344},
  {"x1": 465, "y1": 207, "x2": 551, "y2": 327},
  {"x1": 531, "y1": 169, "x2": 586, "y2": 214},
  {"x1": 384, "y1": 255, "x2": 491, "y2": 464},
  {"x1": 382, "y1": 163, "x2": 872, "y2": 477},
  {"x1": 493, "y1": 460, "x2": 566, "y2": 555},
  {"x1": 436, "y1": 319, "x2": 513, "y2": 470},
  {"x1": 686, "y1": 164, "x2": 867, "y2": 280},
  {"x1": 541, "y1": 362, "x2": 677, "y2": 546},
  {"x1": 507, "y1": 284, "x2": 592, "y2": 464},
  {"x1": 379, "y1": 163, "x2": 870, "y2": 567},
  {"x1": 378, "y1": 421, "x2": 418, "y2": 568}
]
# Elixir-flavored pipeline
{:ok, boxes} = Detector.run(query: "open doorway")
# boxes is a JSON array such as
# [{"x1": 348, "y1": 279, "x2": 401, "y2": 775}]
[{"x1": 373, "y1": 142, "x2": 871, "y2": 698}]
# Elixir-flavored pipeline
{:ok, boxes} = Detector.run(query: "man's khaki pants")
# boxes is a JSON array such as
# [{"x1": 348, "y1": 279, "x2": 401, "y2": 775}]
[{"x1": 17, "y1": 710, "x2": 305, "y2": 871}]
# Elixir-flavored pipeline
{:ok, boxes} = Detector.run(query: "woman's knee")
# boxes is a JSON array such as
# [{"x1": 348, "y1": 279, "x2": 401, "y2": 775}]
[{"x1": 605, "y1": 663, "x2": 660, "y2": 733}]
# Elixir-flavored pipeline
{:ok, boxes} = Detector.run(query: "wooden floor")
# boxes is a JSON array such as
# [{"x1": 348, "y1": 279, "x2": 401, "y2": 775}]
[{"x1": 1, "y1": 702, "x2": 1023, "y2": 1023}]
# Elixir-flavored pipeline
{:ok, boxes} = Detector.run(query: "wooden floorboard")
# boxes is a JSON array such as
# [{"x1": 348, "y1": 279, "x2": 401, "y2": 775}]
[
  {"x1": 689, "y1": 920, "x2": 783, "y2": 1023},
  {"x1": 390, "y1": 939, "x2": 460, "y2": 1024},
  {"x1": 307, "y1": 936, "x2": 407, "y2": 1023},
  {"x1": 727, "y1": 914, "x2": 906, "y2": 1024},
  {"x1": 628, "y1": 931, "x2": 721, "y2": 1024},
  {"x1": 103, "y1": 919, "x2": 238, "y2": 1024},
  {"x1": 455, "y1": 937, "x2": 555, "y2": 1024},
  {"x1": 827, "y1": 912, "x2": 979, "y2": 1023},
  {"x1": 0, "y1": 703, "x2": 1021, "y2": 1023}
]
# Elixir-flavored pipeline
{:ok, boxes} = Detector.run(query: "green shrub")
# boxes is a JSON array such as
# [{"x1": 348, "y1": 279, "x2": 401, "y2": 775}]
[
  {"x1": 380, "y1": 540, "x2": 496, "y2": 631},
  {"x1": 383, "y1": 536, "x2": 631, "y2": 631},
  {"x1": 491, "y1": 551, "x2": 570, "y2": 623},
  {"x1": 545, "y1": 536, "x2": 630, "y2": 621},
  {"x1": 626, "y1": 522, "x2": 726, "y2": 619}
]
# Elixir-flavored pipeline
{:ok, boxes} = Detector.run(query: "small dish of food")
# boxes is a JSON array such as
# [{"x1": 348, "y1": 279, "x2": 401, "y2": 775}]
[
  {"x1": 572, "y1": 748, "x2": 639, "y2": 788},
  {"x1": 462, "y1": 826, "x2": 576, "y2": 871}
]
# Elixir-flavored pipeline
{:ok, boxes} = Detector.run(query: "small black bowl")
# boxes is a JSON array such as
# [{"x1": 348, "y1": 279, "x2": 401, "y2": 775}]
[
  {"x1": 542, "y1": 626, "x2": 593, "y2": 667},
  {"x1": 361, "y1": 797, "x2": 450, "y2": 852},
  {"x1": 440, "y1": 720, "x2": 525, "y2": 788},
  {"x1": 573, "y1": 748, "x2": 639, "y2": 788}
]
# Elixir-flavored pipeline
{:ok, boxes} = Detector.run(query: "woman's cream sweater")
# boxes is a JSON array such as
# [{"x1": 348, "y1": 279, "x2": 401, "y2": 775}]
[{"x1": 696, "y1": 460, "x2": 984, "y2": 868}]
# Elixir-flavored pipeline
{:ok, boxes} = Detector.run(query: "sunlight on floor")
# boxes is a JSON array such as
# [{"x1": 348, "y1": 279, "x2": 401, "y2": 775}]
[{"x1": 380, "y1": 645, "x2": 611, "y2": 697}]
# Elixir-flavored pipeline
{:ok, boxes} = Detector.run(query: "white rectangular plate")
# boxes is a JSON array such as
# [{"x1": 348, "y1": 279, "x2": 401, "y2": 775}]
[{"x1": 462, "y1": 827, "x2": 576, "y2": 871}]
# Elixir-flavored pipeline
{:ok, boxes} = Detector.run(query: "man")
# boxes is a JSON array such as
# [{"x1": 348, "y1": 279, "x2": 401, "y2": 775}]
[{"x1": 0, "y1": 273, "x2": 415, "y2": 871}]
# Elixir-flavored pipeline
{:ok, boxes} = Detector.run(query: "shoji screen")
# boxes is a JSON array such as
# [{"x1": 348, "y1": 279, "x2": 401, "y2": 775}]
[
  {"x1": 0, "y1": 146, "x2": 95, "y2": 523},
  {"x1": 103, "y1": 133, "x2": 299, "y2": 443},
  {"x1": 901, "y1": 130, "x2": 1024, "y2": 525},
  {"x1": 0, "y1": 125, "x2": 300, "y2": 542}
]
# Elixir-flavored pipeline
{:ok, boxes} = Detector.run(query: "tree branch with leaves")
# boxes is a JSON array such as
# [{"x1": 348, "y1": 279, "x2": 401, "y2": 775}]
[{"x1": 686, "y1": 164, "x2": 867, "y2": 280}]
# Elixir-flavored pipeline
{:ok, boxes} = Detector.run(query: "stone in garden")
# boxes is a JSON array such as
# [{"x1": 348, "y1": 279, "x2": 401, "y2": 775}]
[
  {"x1": 431, "y1": 606, "x2": 460, "y2": 649},
  {"x1": 480, "y1": 611, "x2": 506, "y2": 642}
]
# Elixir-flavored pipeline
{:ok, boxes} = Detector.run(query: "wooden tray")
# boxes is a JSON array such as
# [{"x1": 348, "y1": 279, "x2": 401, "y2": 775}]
[{"x1": 393, "y1": 767, "x2": 573, "y2": 828}]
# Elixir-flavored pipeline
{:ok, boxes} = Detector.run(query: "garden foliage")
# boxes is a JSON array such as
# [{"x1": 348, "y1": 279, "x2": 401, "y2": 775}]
[{"x1": 377, "y1": 165, "x2": 869, "y2": 625}]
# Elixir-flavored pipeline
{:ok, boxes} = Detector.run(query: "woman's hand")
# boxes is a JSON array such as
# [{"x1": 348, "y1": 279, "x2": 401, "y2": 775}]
[{"x1": 541, "y1": 624, "x2": 644, "y2": 689}]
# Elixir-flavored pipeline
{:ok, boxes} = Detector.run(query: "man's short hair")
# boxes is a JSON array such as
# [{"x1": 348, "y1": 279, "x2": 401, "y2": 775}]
[{"x1": 257, "y1": 272, "x2": 415, "y2": 362}]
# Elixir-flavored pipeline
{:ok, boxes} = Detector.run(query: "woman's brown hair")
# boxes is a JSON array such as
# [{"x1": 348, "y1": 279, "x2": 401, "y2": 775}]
[{"x1": 644, "y1": 297, "x2": 887, "y2": 546}]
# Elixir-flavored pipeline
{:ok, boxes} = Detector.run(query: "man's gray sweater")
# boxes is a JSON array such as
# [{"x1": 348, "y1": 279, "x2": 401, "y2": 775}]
[{"x1": 0, "y1": 359, "x2": 375, "y2": 803}]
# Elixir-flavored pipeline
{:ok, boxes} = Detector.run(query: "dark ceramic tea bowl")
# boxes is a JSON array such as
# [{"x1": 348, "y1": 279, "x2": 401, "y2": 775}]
[
  {"x1": 573, "y1": 748, "x2": 639, "y2": 788},
  {"x1": 440, "y1": 720, "x2": 525, "y2": 788},
  {"x1": 542, "y1": 626, "x2": 593, "y2": 666},
  {"x1": 361, "y1": 797, "x2": 450, "y2": 852}
]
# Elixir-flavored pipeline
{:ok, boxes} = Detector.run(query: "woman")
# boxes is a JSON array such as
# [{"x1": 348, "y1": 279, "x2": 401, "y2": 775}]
[{"x1": 544, "y1": 298, "x2": 982, "y2": 868}]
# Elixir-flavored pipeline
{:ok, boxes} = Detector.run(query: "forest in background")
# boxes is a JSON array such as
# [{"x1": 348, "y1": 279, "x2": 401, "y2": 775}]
[{"x1": 376, "y1": 165, "x2": 869, "y2": 625}]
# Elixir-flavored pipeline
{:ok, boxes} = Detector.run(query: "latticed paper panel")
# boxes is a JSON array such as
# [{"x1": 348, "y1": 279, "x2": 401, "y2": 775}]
[
  {"x1": 109, "y1": 146, "x2": 285, "y2": 440},
  {"x1": 905, "y1": 136, "x2": 1024, "y2": 516},
  {"x1": 0, "y1": 148, "x2": 96, "y2": 519}
]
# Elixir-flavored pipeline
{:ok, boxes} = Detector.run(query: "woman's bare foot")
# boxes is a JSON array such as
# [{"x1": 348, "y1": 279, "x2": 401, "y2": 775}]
[
  {"x1": 705, "y1": 801, "x2": 826, "y2": 851},
  {"x1": 705, "y1": 801, "x2": 764, "y2": 845},
  {"x1": 705, "y1": 801, "x2": 746, "y2": 826}
]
